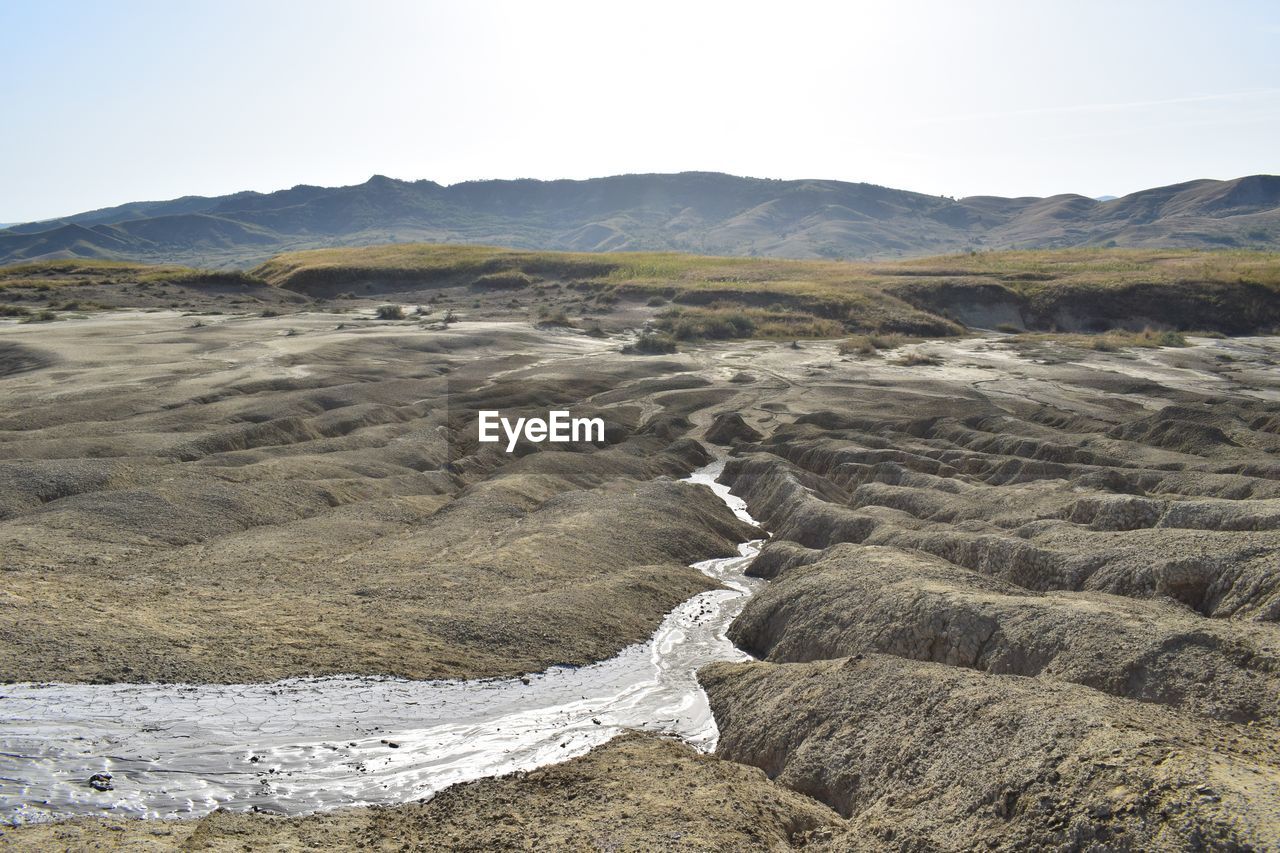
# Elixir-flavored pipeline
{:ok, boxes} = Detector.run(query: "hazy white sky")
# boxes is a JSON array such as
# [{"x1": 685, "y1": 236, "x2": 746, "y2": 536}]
[{"x1": 2, "y1": 0, "x2": 1277, "y2": 222}]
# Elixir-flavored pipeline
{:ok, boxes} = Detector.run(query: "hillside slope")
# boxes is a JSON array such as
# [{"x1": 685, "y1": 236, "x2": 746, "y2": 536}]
[{"x1": 3, "y1": 172, "x2": 1279, "y2": 268}]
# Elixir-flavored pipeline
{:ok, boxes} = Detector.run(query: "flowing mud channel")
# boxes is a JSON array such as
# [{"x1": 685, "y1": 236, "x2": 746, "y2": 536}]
[{"x1": 0, "y1": 461, "x2": 764, "y2": 824}]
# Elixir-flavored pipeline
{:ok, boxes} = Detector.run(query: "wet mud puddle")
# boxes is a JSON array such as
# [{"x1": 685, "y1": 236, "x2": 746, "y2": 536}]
[{"x1": 0, "y1": 460, "x2": 764, "y2": 823}]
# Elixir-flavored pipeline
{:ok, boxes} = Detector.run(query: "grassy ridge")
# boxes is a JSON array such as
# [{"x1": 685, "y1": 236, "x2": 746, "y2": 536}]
[
  {"x1": 5, "y1": 247, "x2": 1278, "y2": 338},
  {"x1": 0, "y1": 259, "x2": 261, "y2": 289},
  {"x1": 256, "y1": 245, "x2": 1280, "y2": 293},
  {"x1": 255, "y1": 244, "x2": 1280, "y2": 336}
]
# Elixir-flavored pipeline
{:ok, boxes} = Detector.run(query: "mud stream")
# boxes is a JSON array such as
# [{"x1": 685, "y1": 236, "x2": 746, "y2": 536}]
[{"x1": 0, "y1": 461, "x2": 763, "y2": 824}]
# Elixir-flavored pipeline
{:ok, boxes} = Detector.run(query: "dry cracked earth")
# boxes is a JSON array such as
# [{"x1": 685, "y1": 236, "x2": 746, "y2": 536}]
[{"x1": 2, "y1": 306, "x2": 1279, "y2": 851}]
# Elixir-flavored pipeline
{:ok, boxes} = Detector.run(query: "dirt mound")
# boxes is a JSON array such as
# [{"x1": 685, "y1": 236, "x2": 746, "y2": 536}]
[
  {"x1": 705, "y1": 411, "x2": 763, "y2": 445},
  {"x1": 0, "y1": 342, "x2": 55, "y2": 377},
  {"x1": 702, "y1": 655, "x2": 1280, "y2": 850},
  {"x1": 731, "y1": 543, "x2": 1280, "y2": 722}
]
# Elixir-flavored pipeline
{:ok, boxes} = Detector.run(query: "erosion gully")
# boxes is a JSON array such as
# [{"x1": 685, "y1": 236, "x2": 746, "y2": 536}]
[{"x1": 0, "y1": 459, "x2": 764, "y2": 824}]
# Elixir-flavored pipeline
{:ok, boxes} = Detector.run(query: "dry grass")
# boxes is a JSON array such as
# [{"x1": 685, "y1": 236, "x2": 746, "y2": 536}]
[
  {"x1": 837, "y1": 333, "x2": 908, "y2": 355},
  {"x1": 623, "y1": 331, "x2": 678, "y2": 354},
  {"x1": 0, "y1": 259, "x2": 260, "y2": 289},
  {"x1": 1012, "y1": 328, "x2": 1191, "y2": 351},
  {"x1": 654, "y1": 306, "x2": 843, "y2": 342},
  {"x1": 255, "y1": 244, "x2": 1280, "y2": 299},
  {"x1": 893, "y1": 351, "x2": 944, "y2": 366}
]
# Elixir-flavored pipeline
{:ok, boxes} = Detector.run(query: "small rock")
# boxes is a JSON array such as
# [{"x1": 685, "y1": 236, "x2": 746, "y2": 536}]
[{"x1": 88, "y1": 772, "x2": 113, "y2": 792}]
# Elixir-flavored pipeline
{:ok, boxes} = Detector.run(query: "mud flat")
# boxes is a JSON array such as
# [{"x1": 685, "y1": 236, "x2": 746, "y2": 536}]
[
  {"x1": 0, "y1": 313, "x2": 756, "y2": 683},
  {"x1": 2, "y1": 304, "x2": 1280, "y2": 849},
  {"x1": 0, "y1": 460, "x2": 768, "y2": 825}
]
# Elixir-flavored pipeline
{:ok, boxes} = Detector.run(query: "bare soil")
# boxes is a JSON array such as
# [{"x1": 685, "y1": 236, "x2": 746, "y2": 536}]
[{"x1": 3, "y1": 299, "x2": 1279, "y2": 849}]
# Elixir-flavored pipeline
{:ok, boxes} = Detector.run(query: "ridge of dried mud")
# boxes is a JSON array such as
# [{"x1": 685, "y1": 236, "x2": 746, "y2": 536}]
[
  {"x1": 704, "y1": 334, "x2": 1280, "y2": 850},
  {"x1": 3, "y1": 309, "x2": 1279, "y2": 849}
]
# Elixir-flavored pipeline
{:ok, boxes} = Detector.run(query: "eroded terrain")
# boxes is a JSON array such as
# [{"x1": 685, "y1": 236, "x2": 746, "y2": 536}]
[{"x1": 2, "y1": 301, "x2": 1279, "y2": 849}]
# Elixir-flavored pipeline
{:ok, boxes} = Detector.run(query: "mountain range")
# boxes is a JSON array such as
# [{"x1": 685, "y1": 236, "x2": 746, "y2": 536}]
[{"x1": 3, "y1": 171, "x2": 1278, "y2": 268}]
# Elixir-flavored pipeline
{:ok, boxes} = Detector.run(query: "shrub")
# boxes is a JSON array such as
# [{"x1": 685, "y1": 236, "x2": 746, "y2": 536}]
[
  {"x1": 657, "y1": 308, "x2": 756, "y2": 341},
  {"x1": 260, "y1": 309, "x2": 281, "y2": 317},
  {"x1": 472, "y1": 271, "x2": 533, "y2": 291},
  {"x1": 0, "y1": 304, "x2": 30, "y2": 317},
  {"x1": 894, "y1": 351, "x2": 943, "y2": 366},
  {"x1": 375, "y1": 304, "x2": 405, "y2": 320},
  {"x1": 536, "y1": 308, "x2": 575, "y2": 327},
  {"x1": 624, "y1": 331, "x2": 678, "y2": 354},
  {"x1": 20, "y1": 309, "x2": 59, "y2": 323},
  {"x1": 838, "y1": 336, "x2": 876, "y2": 355},
  {"x1": 837, "y1": 333, "x2": 906, "y2": 355}
]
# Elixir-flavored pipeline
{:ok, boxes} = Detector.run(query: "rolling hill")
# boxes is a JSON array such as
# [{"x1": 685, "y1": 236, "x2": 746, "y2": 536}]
[{"x1": 2, "y1": 172, "x2": 1279, "y2": 268}]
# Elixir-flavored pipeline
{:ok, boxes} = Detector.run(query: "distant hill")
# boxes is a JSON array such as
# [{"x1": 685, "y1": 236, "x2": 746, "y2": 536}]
[{"x1": 2, "y1": 172, "x2": 1278, "y2": 268}]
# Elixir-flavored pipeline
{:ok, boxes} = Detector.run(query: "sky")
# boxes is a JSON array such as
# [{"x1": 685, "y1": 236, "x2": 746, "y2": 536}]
[{"x1": 1, "y1": 0, "x2": 1277, "y2": 223}]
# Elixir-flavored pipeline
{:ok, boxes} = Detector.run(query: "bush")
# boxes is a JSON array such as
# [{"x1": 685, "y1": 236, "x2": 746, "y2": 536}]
[
  {"x1": 536, "y1": 308, "x2": 575, "y2": 327},
  {"x1": 838, "y1": 333, "x2": 906, "y2": 355},
  {"x1": 657, "y1": 308, "x2": 756, "y2": 341},
  {"x1": 20, "y1": 309, "x2": 59, "y2": 323},
  {"x1": 472, "y1": 271, "x2": 533, "y2": 291},
  {"x1": 624, "y1": 331, "x2": 678, "y2": 354},
  {"x1": 0, "y1": 304, "x2": 30, "y2": 317},
  {"x1": 894, "y1": 351, "x2": 943, "y2": 366},
  {"x1": 375, "y1": 304, "x2": 405, "y2": 320}
]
